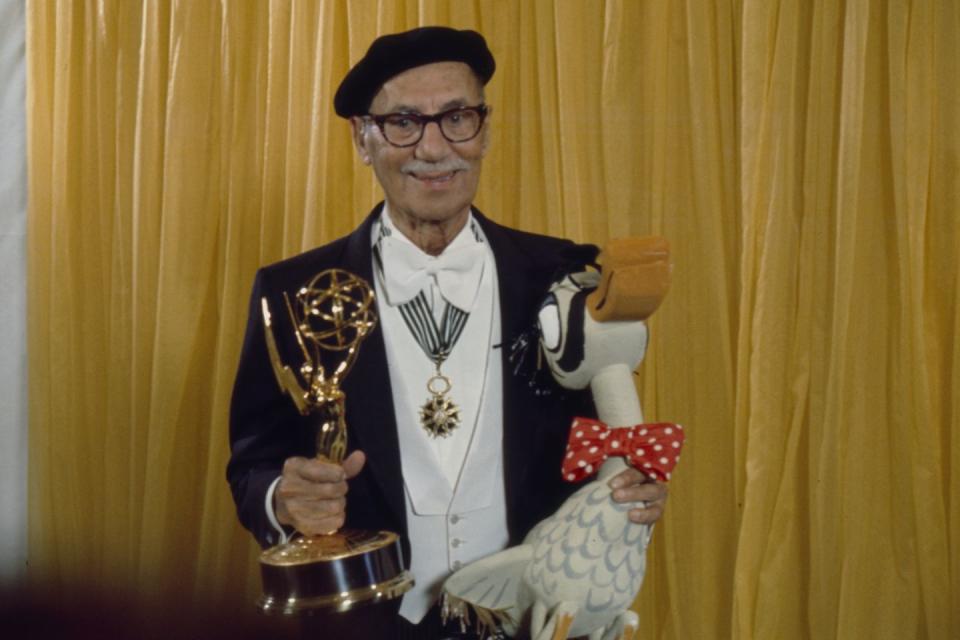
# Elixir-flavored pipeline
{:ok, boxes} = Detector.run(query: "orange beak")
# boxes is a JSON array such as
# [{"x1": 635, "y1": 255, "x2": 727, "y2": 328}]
[{"x1": 586, "y1": 236, "x2": 672, "y2": 322}]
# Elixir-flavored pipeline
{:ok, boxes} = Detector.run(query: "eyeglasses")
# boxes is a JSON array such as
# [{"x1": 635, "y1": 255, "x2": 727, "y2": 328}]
[{"x1": 365, "y1": 105, "x2": 489, "y2": 148}]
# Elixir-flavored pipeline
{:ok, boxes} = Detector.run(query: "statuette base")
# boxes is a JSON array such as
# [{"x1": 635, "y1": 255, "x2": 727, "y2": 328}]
[{"x1": 258, "y1": 529, "x2": 413, "y2": 615}]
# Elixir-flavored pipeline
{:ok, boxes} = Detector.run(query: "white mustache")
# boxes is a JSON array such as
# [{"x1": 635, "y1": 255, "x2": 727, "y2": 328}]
[{"x1": 402, "y1": 158, "x2": 470, "y2": 175}]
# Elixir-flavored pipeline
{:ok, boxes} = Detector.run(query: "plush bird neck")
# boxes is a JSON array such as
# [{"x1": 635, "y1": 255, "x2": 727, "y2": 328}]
[{"x1": 590, "y1": 363, "x2": 643, "y2": 482}]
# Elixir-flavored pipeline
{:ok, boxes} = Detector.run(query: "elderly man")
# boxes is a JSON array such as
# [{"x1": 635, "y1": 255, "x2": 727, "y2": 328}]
[{"x1": 227, "y1": 27, "x2": 667, "y2": 639}]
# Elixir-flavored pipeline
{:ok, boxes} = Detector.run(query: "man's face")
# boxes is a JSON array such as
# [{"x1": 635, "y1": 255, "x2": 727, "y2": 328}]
[{"x1": 351, "y1": 61, "x2": 489, "y2": 227}]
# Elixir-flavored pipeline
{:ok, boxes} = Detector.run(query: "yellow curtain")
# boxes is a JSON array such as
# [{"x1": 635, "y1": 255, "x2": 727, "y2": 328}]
[
  {"x1": 733, "y1": 2, "x2": 958, "y2": 637},
  {"x1": 25, "y1": 1, "x2": 958, "y2": 638}
]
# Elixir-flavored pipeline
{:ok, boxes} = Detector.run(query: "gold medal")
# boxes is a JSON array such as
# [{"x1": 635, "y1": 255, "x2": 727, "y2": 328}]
[{"x1": 420, "y1": 368, "x2": 461, "y2": 437}]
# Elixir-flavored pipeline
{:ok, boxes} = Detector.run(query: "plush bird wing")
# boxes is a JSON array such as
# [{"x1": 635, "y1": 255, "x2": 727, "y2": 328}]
[
  {"x1": 442, "y1": 544, "x2": 532, "y2": 637},
  {"x1": 524, "y1": 480, "x2": 651, "y2": 638}
]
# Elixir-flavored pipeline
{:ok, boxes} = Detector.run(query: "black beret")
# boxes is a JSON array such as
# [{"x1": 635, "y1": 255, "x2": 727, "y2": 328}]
[{"x1": 333, "y1": 26, "x2": 495, "y2": 118}]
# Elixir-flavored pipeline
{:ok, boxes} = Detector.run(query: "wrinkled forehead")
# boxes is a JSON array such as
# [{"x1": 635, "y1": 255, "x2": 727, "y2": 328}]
[{"x1": 369, "y1": 61, "x2": 485, "y2": 113}]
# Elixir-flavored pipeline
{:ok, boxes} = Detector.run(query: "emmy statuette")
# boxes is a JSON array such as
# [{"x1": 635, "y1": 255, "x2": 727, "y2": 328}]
[{"x1": 258, "y1": 269, "x2": 413, "y2": 615}]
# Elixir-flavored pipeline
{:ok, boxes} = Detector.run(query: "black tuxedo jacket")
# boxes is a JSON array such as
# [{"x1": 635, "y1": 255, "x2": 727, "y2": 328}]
[{"x1": 227, "y1": 204, "x2": 594, "y2": 558}]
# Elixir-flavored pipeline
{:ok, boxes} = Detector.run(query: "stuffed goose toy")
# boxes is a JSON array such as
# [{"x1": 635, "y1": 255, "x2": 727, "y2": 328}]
[{"x1": 442, "y1": 237, "x2": 683, "y2": 640}]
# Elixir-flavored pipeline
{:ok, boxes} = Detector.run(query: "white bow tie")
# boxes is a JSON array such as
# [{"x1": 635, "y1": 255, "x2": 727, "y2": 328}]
[{"x1": 378, "y1": 234, "x2": 486, "y2": 311}]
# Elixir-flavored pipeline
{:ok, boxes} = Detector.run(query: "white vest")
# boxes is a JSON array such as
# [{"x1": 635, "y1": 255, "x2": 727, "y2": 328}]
[{"x1": 373, "y1": 211, "x2": 509, "y2": 623}]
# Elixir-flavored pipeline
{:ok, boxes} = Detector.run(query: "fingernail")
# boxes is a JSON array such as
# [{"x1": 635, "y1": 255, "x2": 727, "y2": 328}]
[{"x1": 609, "y1": 478, "x2": 624, "y2": 489}]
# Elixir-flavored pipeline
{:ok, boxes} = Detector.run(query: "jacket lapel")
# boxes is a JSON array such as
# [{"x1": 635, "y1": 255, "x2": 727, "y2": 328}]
[
  {"x1": 338, "y1": 204, "x2": 408, "y2": 532},
  {"x1": 472, "y1": 210, "x2": 541, "y2": 538}
]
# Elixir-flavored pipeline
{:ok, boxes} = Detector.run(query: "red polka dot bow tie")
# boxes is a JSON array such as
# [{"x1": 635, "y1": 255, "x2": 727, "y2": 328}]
[{"x1": 562, "y1": 418, "x2": 685, "y2": 483}]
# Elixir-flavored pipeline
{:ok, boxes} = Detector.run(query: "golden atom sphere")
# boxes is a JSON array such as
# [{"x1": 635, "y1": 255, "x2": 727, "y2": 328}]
[{"x1": 294, "y1": 269, "x2": 377, "y2": 351}]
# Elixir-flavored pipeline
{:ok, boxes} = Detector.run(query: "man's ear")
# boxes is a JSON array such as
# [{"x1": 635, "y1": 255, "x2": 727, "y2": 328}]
[
  {"x1": 480, "y1": 105, "x2": 493, "y2": 156},
  {"x1": 350, "y1": 117, "x2": 372, "y2": 165}
]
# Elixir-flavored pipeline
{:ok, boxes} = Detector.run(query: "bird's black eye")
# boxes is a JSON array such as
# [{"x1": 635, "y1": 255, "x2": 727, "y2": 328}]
[{"x1": 538, "y1": 294, "x2": 561, "y2": 352}]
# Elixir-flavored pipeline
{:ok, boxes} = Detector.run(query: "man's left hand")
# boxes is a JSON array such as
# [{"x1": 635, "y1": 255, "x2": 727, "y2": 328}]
[{"x1": 608, "y1": 467, "x2": 668, "y2": 525}]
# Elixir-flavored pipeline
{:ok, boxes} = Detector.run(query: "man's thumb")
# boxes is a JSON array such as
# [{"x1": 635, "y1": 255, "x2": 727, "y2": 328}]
[{"x1": 342, "y1": 450, "x2": 366, "y2": 479}]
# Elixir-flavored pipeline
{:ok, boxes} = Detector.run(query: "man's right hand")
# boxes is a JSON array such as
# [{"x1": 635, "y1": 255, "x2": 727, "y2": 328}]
[{"x1": 274, "y1": 450, "x2": 366, "y2": 536}]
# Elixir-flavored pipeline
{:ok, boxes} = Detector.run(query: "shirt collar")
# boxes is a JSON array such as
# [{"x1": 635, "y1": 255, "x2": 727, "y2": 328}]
[{"x1": 371, "y1": 203, "x2": 484, "y2": 251}]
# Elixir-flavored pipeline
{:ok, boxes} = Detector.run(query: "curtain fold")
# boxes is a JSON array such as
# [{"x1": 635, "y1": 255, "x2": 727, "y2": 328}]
[{"x1": 26, "y1": 1, "x2": 958, "y2": 637}]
